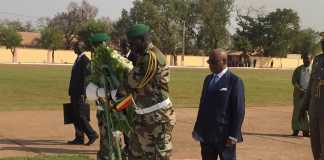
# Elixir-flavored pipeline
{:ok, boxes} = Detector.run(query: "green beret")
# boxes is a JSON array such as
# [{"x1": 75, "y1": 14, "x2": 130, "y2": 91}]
[
  {"x1": 127, "y1": 24, "x2": 150, "y2": 38},
  {"x1": 89, "y1": 33, "x2": 111, "y2": 44}
]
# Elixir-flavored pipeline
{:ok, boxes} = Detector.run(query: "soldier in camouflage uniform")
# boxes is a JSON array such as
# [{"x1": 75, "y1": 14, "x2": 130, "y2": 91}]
[
  {"x1": 126, "y1": 24, "x2": 176, "y2": 160},
  {"x1": 88, "y1": 33, "x2": 112, "y2": 160},
  {"x1": 301, "y1": 32, "x2": 324, "y2": 160}
]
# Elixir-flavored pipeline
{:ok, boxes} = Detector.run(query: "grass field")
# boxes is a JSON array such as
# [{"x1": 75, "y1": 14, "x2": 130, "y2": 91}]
[{"x1": 0, "y1": 64, "x2": 294, "y2": 111}]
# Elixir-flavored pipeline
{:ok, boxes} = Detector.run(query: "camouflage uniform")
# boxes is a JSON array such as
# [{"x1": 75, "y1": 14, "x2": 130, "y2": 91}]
[
  {"x1": 96, "y1": 104, "x2": 111, "y2": 160},
  {"x1": 89, "y1": 33, "x2": 111, "y2": 160},
  {"x1": 88, "y1": 33, "x2": 132, "y2": 160},
  {"x1": 128, "y1": 44, "x2": 176, "y2": 160},
  {"x1": 303, "y1": 54, "x2": 324, "y2": 160}
]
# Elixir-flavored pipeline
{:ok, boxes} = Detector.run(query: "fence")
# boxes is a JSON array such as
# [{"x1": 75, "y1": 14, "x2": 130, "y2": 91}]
[{"x1": 0, "y1": 47, "x2": 302, "y2": 69}]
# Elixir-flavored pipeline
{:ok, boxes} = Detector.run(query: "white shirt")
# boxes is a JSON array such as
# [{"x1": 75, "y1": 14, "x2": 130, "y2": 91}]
[
  {"x1": 72, "y1": 52, "x2": 87, "y2": 68},
  {"x1": 73, "y1": 52, "x2": 86, "y2": 66},
  {"x1": 300, "y1": 66, "x2": 311, "y2": 90},
  {"x1": 126, "y1": 50, "x2": 131, "y2": 58},
  {"x1": 208, "y1": 67, "x2": 229, "y2": 89},
  {"x1": 77, "y1": 52, "x2": 86, "y2": 61},
  {"x1": 214, "y1": 67, "x2": 228, "y2": 80}
]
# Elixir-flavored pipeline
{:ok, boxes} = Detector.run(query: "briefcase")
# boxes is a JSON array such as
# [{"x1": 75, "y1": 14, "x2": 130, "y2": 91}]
[{"x1": 63, "y1": 103, "x2": 90, "y2": 124}]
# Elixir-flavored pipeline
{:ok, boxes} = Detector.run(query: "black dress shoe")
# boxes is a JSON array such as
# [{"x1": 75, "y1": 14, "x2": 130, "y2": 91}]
[
  {"x1": 67, "y1": 139, "x2": 84, "y2": 145},
  {"x1": 86, "y1": 133, "x2": 99, "y2": 145},
  {"x1": 302, "y1": 131, "x2": 310, "y2": 137},
  {"x1": 291, "y1": 130, "x2": 299, "y2": 136}
]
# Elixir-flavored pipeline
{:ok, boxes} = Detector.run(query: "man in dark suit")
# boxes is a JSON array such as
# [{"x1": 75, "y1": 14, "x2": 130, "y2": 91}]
[
  {"x1": 68, "y1": 41, "x2": 98, "y2": 145},
  {"x1": 120, "y1": 38, "x2": 138, "y2": 65},
  {"x1": 193, "y1": 48, "x2": 245, "y2": 160}
]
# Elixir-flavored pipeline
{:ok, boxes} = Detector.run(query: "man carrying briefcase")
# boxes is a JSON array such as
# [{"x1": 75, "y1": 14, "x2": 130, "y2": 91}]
[{"x1": 67, "y1": 41, "x2": 98, "y2": 145}]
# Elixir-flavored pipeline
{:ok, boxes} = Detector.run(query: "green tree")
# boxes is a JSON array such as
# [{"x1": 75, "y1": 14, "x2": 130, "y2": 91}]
[
  {"x1": 77, "y1": 19, "x2": 112, "y2": 51},
  {"x1": 49, "y1": 0, "x2": 98, "y2": 49},
  {"x1": 38, "y1": 27, "x2": 64, "y2": 63},
  {"x1": 264, "y1": 8, "x2": 300, "y2": 57},
  {"x1": 112, "y1": 9, "x2": 133, "y2": 39},
  {"x1": 232, "y1": 34, "x2": 252, "y2": 53},
  {"x1": 236, "y1": 8, "x2": 300, "y2": 57},
  {"x1": 170, "y1": 0, "x2": 199, "y2": 53},
  {"x1": 124, "y1": 0, "x2": 232, "y2": 56},
  {"x1": 128, "y1": 0, "x2": 194, "y2": 57},
  {"x1": 0, "y1": 20, "x2": 36, "y2": 32},
  {"x1": 236, "y1": 13, "x2": 267, "y2": 50},
  {"x1": 129, "y1": 0, "x2": 164, "y2": 47},
  {"x1": 153, "y1": 0, "x2": 183, "y2": 54},
  {"x1": 0, "y1": 26, "x2": 22, "y2": 63},
  {"x1": 197, "y1": 0, "x2": 234, "y2": 49},
  {"x1": 291, "y1": 29, "x2": 320, "y2": 56}
]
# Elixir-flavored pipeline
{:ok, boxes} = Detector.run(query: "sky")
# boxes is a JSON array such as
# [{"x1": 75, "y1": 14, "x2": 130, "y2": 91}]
[{"x1": 0, "y1": 0, "x2": 323, "y2": 32}]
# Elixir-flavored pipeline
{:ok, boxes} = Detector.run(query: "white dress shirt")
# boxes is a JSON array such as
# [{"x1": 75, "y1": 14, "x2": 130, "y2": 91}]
[{"x1": 300, "y1": 66, "x2": 311, "y2": 90}]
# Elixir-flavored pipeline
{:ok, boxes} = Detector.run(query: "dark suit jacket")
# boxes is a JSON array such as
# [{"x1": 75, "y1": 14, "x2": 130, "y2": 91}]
[
  {"x1": 127, "y1": 51, "x2": 138, "y2": 65},
  {"x1": 292, "y1": 65, "x2": 307, "y2": 99},
  {"x1": 193, "y1": 70, "x2": 245, "y2": 150},
  {"x1": 69, "y1": 54, "x2": 90, "y2": 97}
]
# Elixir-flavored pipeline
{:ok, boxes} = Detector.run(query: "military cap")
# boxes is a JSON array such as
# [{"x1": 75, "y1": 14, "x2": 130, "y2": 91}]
[
  {"x1": 89, "y1": 33, "x2": 111, "y2": 44},
  {"x1": 320, "y1": 32, "x2": 324, "y2": 41},
  {"x1": 127, "y1": 24, "x2": 150, "y2": 38}
]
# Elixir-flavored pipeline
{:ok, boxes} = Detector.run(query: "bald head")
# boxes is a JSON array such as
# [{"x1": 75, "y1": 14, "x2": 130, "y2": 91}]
[
  {"x1": 208, "y1": 48, "x2": 228, "y2": 73},
  {"x1": 211, "y1": 49, "x2": 227, "y2": 63},
  {"x1": 73, "y1": 41, "x2": 85, "y2": 55}
]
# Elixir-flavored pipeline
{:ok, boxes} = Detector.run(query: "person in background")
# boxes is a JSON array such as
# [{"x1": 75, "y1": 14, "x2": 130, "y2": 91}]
[
  {"x1": 68, "y1": 41, "x2": 98, "y2": 145},
  {"x1": 291, "y1": 54, "x2": 312, "y2": 137},
  {"x1": 120, "y1": 38, "x2": 138, "y2": 65}
]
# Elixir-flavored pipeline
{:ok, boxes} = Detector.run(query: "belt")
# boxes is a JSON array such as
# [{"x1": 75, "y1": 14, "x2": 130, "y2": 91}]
[{"x1": 135, "y1": 98, "x2": 171, "y2": 114}]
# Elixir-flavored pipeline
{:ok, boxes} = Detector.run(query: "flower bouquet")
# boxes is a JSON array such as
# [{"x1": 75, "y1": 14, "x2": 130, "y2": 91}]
[{"x1": 87, "y1": 45, "x2": 134, "y2": 160}]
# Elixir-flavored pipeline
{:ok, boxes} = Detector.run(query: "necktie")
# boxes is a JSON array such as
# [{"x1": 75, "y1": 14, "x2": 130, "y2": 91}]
[{"x1": 208, "y1": 74, "x2": 220, "y2": 90}]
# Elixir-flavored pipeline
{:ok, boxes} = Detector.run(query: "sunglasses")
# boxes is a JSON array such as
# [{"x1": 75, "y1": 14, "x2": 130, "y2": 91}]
[{"x1": 207, "y1": 59, "x2": 220, "y2": 65}]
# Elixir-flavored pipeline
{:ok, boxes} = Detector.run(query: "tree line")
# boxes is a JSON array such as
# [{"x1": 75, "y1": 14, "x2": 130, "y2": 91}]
[{"x1": 0, "y1": 0, "x2": 321, "y2": 63}]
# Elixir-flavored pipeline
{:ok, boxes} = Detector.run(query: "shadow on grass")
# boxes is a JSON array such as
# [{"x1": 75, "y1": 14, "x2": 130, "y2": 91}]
[
  {"x1": 0, "y1": 139, "x2": 66, "y2": 145},
  {"x1": 0, "y1": 146, "x2": 96, "y2": 155},
  {"x1": 0, "y1": 139, "x2": 97, "y2": 155},
  {"x1": 243, "y1": 132, "x2": 299, "y2": 138}
]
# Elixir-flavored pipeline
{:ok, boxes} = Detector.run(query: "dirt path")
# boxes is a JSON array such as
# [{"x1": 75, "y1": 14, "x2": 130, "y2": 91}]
[{"x1": 0, "y1": 107, "x2": 312, "y2": 160}]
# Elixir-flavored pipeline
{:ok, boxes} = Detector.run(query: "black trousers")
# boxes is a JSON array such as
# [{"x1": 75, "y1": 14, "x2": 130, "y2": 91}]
[
  {"x1": 201, "y1": 143, "x2": 236, "y2": 160},
  {"x1": 70, "y1": 96, "x2": 96, "y2": 141}
]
